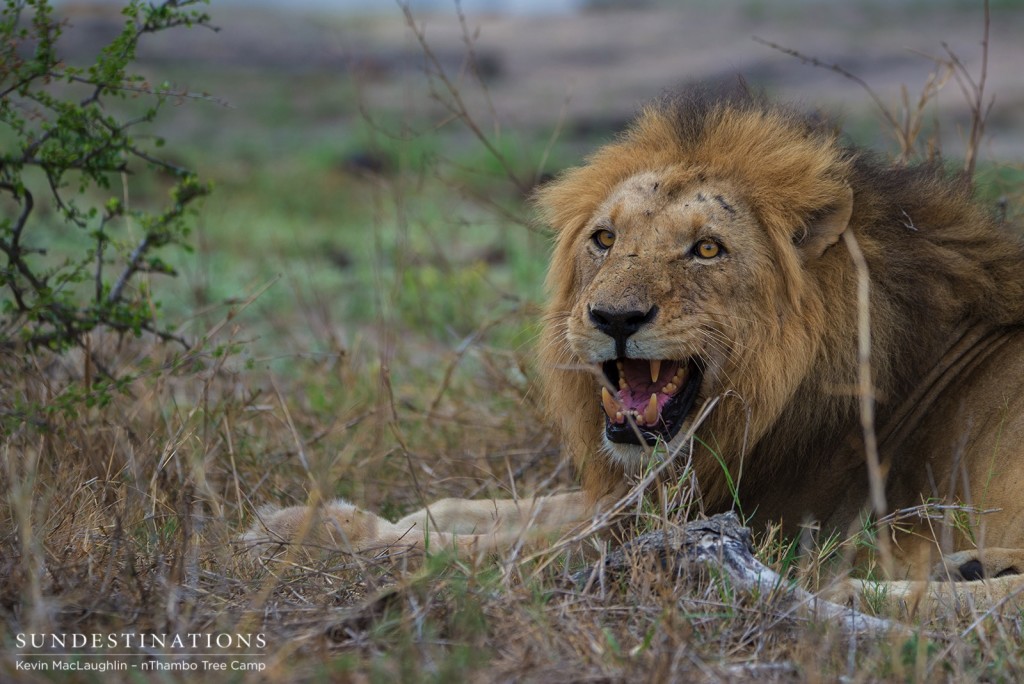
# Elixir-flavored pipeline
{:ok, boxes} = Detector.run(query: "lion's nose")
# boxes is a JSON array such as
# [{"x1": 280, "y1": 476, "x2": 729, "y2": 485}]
[{"x1": 589, "y1": 305, "x2": 658, "y2": 357}]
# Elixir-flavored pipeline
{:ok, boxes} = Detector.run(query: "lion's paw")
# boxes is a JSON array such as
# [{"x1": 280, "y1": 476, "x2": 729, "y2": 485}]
[
  {"x1": 239, "y1": 499, "x2": 389, "y2": 558},
  {"x1": 932, "y1": 549, "x2": 1023, "y2": 581}
]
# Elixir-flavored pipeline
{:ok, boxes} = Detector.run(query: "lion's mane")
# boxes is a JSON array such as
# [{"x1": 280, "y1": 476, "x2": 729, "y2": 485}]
[{"x1": 535, "y1": 91, "x2": 1024, "y2": 520}]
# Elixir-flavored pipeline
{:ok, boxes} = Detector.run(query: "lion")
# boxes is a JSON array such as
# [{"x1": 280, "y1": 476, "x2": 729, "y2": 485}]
[{"x1": 245, "y1": 91, "x2": 1024, "y2": 599}]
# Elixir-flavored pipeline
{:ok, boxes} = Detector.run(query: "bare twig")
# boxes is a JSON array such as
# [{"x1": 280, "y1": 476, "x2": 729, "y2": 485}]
[
  {"x1": 398, "y1": 2, "x2": 530, "y2": 195},
  {"x1": 842, "y1": 229, "x2": 893, "y2": 576},
  {"x1": 754, "y1": 37, "x2": 953, "y2": 163},
  {"x1": 380, "y1": 363, "x2": 443, "y2": 537},
  {"x1": 752, "y1": 37, "x2": 901, "y2": 136},
  {"x1": 454, "y1": 0, "x2": 501, "y2": 141},
  {"x1": 944, "y1": 0, "x2": 991, "y2": 177}
]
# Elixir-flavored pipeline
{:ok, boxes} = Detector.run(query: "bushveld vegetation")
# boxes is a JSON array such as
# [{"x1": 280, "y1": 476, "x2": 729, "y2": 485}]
[{"x1": 2, "y1": 0, "x2": 1023, "y2": 681}]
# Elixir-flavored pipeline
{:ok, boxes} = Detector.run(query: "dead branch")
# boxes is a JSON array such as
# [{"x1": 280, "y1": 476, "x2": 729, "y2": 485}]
[
  {"x1": 574, "y1": 512, "x2": 905, "y2": 635},
  {"x1": 752, "y1": 37, "x2": 901, "y2": 136},
  {"x1": 944, "y1": 0, "x2": 991, "y2": 177},
  {"x1": 755, "y1": 35, "x2": 952, "y2": 164},
  {"x1": 757, "y1": 0, "x2": 993, "y2": 173}
]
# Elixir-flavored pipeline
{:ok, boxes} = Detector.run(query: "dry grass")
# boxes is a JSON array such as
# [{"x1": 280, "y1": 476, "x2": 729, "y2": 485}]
[{"x1": 3, "y1": 2, "x2": 1024, "y2": 682}]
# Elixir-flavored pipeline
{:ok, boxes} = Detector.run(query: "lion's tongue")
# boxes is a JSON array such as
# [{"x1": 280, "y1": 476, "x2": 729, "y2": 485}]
[{"x1": 601, "y1": 359, "x2": 688, "y2": 426}]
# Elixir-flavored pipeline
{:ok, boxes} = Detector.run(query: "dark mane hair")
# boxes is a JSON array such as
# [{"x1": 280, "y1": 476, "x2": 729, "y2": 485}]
[{"x1": 535, "y1": 90, "x2": 1024, "y2": 513}]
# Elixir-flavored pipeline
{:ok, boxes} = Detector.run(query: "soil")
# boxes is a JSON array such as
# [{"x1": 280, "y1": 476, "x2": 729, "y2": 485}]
[{"x1": 58, "y1": 2, "x2": 1024, "y2": 158}]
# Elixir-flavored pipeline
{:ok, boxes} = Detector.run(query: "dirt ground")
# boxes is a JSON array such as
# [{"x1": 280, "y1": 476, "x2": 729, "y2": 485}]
[{"x1": 118, "y1": 1, "x2": 1024, "y2": 159}]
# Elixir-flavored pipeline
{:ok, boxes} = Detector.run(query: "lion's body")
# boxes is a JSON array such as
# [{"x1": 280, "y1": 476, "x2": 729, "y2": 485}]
[
  {"x1": 534, "y1": 92, "x2": 1024, "y2": 578},
  {"x1": 749, "y1": 327, "x2": 1024, "y2": 569},
  {"x1": 246, "y1": 92, "x2": 1024, "y2": 596}
]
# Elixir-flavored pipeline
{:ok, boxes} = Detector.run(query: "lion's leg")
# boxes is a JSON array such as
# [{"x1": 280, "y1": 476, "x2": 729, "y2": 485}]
[
  {"x1": 385, "y1": 491, "x2": 600, "y2": 555},
  {"x1": 240, "y1": 499, "x2": 405, "y2": 555},
  {"x1": 846, "y1": 573, "x2": 1024, "y2": 616},
  {"x1": 393, "y1": 491, "x2": 595, "y2": 536},
  {"x1": 241, "y1": 491, "x2": 599, "y2": 557},
  {"x1": 830, "y1": 543, "x2": 1024, "y2": 615}
]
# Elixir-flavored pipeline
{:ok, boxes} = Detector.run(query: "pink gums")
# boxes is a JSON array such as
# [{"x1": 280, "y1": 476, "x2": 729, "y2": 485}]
[{"x1": 616, "y1": 358, "x2": 682, "y2": 415}]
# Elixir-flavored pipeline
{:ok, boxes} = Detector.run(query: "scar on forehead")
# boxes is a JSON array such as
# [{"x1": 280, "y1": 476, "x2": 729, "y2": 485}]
[
  {"x1": 715, "y1": 194, "x2": 736, "y2": 215},
  {"x1": 657, "y1": 176, "x2": 684, "y2": 199},
  {"x1": 609, "y1": 201, "x2": 623, "y2": 226}
]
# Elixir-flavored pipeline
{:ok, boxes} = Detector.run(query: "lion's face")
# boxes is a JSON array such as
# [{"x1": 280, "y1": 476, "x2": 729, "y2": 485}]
[
  {"x1": 564, "y1": 169, "x2": 797, "y2": 471},
  {"x1": 538, "y1": 101, "x2": 856, "y2": 492}
]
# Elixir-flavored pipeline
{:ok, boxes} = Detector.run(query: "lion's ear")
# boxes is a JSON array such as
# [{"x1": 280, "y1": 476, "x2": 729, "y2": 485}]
[{"x1": 798, "y1": 184, "x2": 854, "y2": 260}]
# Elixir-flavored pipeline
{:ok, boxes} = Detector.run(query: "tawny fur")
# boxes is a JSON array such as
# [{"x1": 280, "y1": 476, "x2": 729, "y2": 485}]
[
  {"x1": 536, "y1": 91, "x2": 1024, "y2": 576},
  {"x1": 246, "y1": 91, "x2": 1024, "y2": 604}
]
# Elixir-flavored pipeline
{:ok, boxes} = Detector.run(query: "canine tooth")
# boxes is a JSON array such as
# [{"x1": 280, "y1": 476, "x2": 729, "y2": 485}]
[
  {"x1": 601, "y1": 387, "x2": 618, "y2": 419},
  {"x1": 650, "y1": 359, "x2": 661, "y2": 383},
  {"x1": 645, "y1": 393, "x2": 658, "y2": 425}
]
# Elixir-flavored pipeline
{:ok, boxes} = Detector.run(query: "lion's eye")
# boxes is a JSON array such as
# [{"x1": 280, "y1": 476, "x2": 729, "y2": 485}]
[
  {"x1": 694, "y1": 239, "x2": 723, "y2": 259},
  {"x1": 592, "y1": 229, "x2": 616, "y2": 250}
]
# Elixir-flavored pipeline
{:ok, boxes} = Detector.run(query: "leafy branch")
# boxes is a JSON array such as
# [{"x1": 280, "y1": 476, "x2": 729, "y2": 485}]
[{"x1": 0, "y1": 0, "x2": 215, "y2": 353}]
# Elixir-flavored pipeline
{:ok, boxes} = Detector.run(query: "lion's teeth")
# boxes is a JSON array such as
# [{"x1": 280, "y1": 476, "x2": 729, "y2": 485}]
[
  {"x1": 615, "y1": 411, "x2": 624, "y2": 424},
  {"x1": 645, "y1": 393, "x2": 658, "y2": 425},
  {"x1": 601, "y1": 387, "x2": 618, "y2": 420},
  {"x1": 650, "y1": 359, "x2": 661, "y2": 383},
  {"x1": 663, "y1": 382, "x2": 677, "y2": 395}
]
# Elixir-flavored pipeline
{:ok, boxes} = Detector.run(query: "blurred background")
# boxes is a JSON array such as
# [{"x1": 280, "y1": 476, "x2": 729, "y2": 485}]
[{"x1": 45, "y1": 1, "x2": 1024, "y2": 364}]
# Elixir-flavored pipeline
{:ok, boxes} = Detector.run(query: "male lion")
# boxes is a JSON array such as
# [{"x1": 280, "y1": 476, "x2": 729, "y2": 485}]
[{"x1": 246, "y1": 91, "x2": 1024, "y2": 589}]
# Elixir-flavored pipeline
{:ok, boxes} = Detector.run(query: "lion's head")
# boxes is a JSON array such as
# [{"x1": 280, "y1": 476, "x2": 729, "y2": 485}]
[{"x1": 535, "y1": 91, "x2": 1024, "y2": 510}]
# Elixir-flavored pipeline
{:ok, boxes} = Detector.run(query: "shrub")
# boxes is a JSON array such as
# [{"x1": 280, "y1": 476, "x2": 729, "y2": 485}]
[{"x1": 0, "y1": 0, "x2": 212, "y2": 354}]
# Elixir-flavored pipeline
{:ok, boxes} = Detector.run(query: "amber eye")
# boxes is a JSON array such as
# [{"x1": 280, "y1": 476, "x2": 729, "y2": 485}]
[
  {"x1": 694, "y1": 239, "x2": 722, "y2": 259},
  {"x1": 592, "y1": 229, "x2": 616, "y2": 250}
]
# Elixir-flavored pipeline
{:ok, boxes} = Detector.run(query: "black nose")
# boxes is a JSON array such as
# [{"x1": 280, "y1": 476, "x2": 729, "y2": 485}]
[{"x1": 589, "y1": 305, "x2": 658, "y2": 357}]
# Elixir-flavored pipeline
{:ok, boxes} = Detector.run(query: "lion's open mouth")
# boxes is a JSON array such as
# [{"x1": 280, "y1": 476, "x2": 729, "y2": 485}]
[{"x1": 599, "y1": 358, "x2": 703, "y2": 446}]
